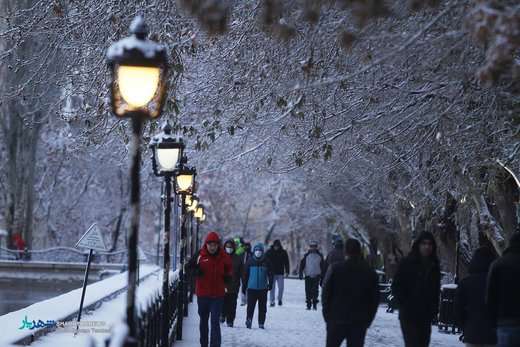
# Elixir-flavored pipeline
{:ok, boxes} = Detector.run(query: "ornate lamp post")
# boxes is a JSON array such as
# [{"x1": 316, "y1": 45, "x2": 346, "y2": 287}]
[
  {"x1": 149, "y1": 122, "x2": 184, "y2": 347},
  {"x1": 106, "y1": 16, "x2": 168, "y2": 343},
  {"x1": 174, "y1": 162, "x2": 196, "y2": 338}
]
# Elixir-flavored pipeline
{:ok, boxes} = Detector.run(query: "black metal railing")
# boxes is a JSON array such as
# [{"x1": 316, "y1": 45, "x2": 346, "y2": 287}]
[{"x1": 135, "y1": 279, "x2": 180, "y2": 347}]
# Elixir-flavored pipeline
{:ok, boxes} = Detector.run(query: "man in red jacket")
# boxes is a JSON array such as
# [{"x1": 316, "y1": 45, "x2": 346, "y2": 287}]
[{"x1": 192, "y1": 231, "x2": 232, "y2": 347}]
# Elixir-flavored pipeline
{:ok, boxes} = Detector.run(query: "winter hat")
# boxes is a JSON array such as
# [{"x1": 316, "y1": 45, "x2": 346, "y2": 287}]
[
  {"x1": 253, "y1": 243, "x2": 265, "y2": 252},
  {"x1": 468, "y1": 247, "x2": 496, "y2": 274},
  {"x1": 273, "y1": 239, "x2": 282, "y2": 247},
  {"x1": 309, "y1": 240, "x2": 318, "y2": 247},
  {"x1": 345, "y1": 239, "x2": 361, "y2": 256},
  {"x1": 205, "y1": 231, "x2": 220, "y2": 244},
  {"x1": 333, "y1": 238, "x2": 344, "y2": 249}
]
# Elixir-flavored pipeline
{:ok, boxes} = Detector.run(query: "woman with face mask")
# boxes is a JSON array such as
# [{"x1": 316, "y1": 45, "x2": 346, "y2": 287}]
[
  {"x1": 220, "y1": 239, "x2": 244, "y2": 327},
  {"x1": 243, "y1": 243, "x2": 274, "y2": 329}
]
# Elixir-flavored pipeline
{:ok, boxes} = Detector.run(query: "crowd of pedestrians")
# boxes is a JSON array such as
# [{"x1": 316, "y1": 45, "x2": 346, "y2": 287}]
[{"x1": 189, "y1": 230, "x2": 520, "y2": 347}]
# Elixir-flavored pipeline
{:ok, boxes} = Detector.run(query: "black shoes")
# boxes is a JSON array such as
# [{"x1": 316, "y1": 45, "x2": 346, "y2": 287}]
[
  {"x1": 259, "y1": 324, "x2": 265, "y2": 329},
  {"x1": 278, "y1": 300, "x2": 282, "y2": 306},
  {"x1": 312, "y1": 303, "x2": 317, "y2": 310},
  {"x1": 270, "y1": 302, "x2": 275, "y2": 307},
  {"x1": 220, "y1": 316, "x2": 225, "y2": 323},
  {"x1": 306, "y1": 304, "x2": 311, "y2": 310},
  {"x1": 227, "y1": 322, "x2": 233, "y2": 327},
  {"x1": 246, "y1": 320, "x2": 252, "y2": 329}
]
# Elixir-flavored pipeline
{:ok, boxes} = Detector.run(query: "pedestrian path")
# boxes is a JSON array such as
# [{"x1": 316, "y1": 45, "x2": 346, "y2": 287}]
[{"x1": 175, "y1": 279, "x2": 460, "y2": 347}]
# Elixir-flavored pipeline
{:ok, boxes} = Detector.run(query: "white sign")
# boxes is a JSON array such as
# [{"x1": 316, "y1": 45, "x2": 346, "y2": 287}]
[
  {"x1": 138, "y1": 246, "x2": 148, "y2": 261},
  {"x1": 75, "y1": 224, "x2": 107, "y2": 251}
]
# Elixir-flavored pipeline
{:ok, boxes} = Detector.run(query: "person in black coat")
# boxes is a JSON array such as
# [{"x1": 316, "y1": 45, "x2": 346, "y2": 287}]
[
  {"x1": 391, "y1": 231, "x2": 441, "y2": 347},
  {"x1": 221, "y1": 239, "x2": 244, "y2": 327},
  {"x1": 486, "y1": 232, "x2": 520, "y2": 347},
  {"x1": 322, "y1": 238, "x2": 379, "y2": 347},
  {"x1": 324, "y1": 239, "x2": 345, "y2": 275},
  {"x1": 455, "y1": 246, "x2": 497, "y2": 346},
  {"x1": 265, "y1": 239, "x2": 290, "y2": 306}
]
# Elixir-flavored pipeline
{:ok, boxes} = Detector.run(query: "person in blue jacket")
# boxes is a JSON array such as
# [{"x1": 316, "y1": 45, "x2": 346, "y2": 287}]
[{"x1": 243, "y1": 243, "x2": 273, "y2": 329}]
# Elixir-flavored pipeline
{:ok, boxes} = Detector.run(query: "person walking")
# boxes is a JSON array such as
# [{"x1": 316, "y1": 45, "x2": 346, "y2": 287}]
[
  {"x1": 322, "y1": 238, "x2": 379, "y2": 347},
  {"x1": 324, "y1": 238, "x2": 345, "y2": 275},
  {"x1": 190, "y1": 231, "x2": 232, "y2": 347},
  {"x1": 486, "y1": 232, "x2": 520, "y2": 347},
  {"x1": 299, "y1": 240, "x2": 325, "y2": 310},
  {"x1": 455, "y1": 246, "x2": 497, "y2": 347},
  {"x1": 244, "y1": 243, "x2": 273, "y2": 329},
  {"x1": 391, "y1": 231, "x2": 441, "y2": 347},
  {"x1": 240, "y1": 242, "x2": 252, "y2": 306},
  {"x1": 265, "y1": 239, "x2": 290, "y2": 306},
  {"x1": 221, "y1": 239, "x2": 243, "y2": 327}
]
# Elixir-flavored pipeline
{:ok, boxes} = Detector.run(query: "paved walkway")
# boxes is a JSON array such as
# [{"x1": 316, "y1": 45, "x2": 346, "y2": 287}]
[{"x1": 175, "y1": 279, "x2": 460, "y2": 347}]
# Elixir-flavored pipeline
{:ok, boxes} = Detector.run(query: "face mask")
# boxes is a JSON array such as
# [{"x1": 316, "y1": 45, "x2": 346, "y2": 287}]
[
  {"x1": 225, "y1": 247, "x2": 234, "y2": 254},
  {"x1": 254, "y1": 250, "x2": 263, "y2": 258}
]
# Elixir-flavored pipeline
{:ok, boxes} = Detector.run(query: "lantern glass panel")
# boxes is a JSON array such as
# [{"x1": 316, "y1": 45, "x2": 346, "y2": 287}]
[
  {"x1": 156, "y1": 147, "x2": 180, "y2": 172},
  {"x1": 118, "y1": 65, "x2": 160, "y2": 108},
  {"x1": 176, "y1": 174, "x2": 194, "y2": 192}
]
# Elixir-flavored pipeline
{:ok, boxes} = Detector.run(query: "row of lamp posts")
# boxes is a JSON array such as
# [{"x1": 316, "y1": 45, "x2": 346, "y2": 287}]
[{"x1": 106, "y1": 16, "x2": 206, "y2": 347}]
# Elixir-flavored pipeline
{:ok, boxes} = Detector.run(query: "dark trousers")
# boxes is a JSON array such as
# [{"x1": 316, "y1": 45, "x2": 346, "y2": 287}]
[
  {"x1": 305, "y1": 276, "x2": 320, "y2": 305},
  {"x1": 197, "y1": 297, "x2": 224, "y2": 347},
  {"x1": 246, "y1": 289, "x2": 268, "y2": 324},
  {"x1": 223, "y1": 292, "x2": 238, "y2": 324},
  {"x1": 326, "y1": 323, "x2": 367, "y2": 347},
  {"x1": 400, "y1": 318, "x2": 432, "y2": 347},
  {"x1": 498, "y1": 325, "x2": 520, "y2": 347}
]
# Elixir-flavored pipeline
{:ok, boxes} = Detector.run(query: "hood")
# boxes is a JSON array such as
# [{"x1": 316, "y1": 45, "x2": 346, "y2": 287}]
[
  {"x1": 205, "y1": 231, "x2": 221, "y2": 244},
  {"x1": 505, "y1": 232, "x2": 520, "y2": 255},
  {"x1": 271, "y1": 239, "x2": 283, "y2": 250},
  {"x1": 468, "y1": 246, "x2": 496, "y2": 274},
  {"x1": 410, "y1": 231, "x2": 439, "y2": 262}
]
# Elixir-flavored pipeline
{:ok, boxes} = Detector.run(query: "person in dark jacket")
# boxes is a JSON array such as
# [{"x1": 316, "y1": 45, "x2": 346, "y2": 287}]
[
  {"x1": 240, "y1": 242, "x2": 253, "y2": 306},
  {"x1": 299, "y1": 240, "x2": 325, "y2": 310},
  {"x1": 486, "y1": 232, "x2": 520, "y2": 347},
  {"x1": 324, "y1": 238, "x2": 345, "y2": 275},
  {"x1": 221, "y1": 239, "x2": 243, "y2": 327},
  {"x1": 190, "y1": 231, "x2": 232, "y2": 347},
  {"x1": 322, "y1": 238, "x2": 379, "y2": 347},
  {"x1": 455, "y1": 246, "x2": 497, "y2": 347},
  {"x1": 391, "y1": 231, "x2": 441, "y2": 347},
  {"x1": 265, "y1": 239, "x2": 290, "y2": 306},
  {"x1": 243, "y1": 243, "x2": 273, "y2": 329}
]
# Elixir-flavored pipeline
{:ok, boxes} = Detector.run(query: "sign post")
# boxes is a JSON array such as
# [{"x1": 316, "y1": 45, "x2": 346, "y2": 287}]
[{"x1": 74, "y1": 223, "x2": 107, "y2": 335}]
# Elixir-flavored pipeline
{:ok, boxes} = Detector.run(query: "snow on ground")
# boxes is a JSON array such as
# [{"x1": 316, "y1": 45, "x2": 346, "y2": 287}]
[{"x1": 175, "y1": 279, "x2": 460, "y2": 347}]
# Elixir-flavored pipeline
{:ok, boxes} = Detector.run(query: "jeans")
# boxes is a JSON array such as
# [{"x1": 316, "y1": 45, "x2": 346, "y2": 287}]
[
  {"x1": 197, "y1": 297, "x2": 224, "y2": 347},
  {"x1": 400, "y1": 318, "x2": 431, "y2": 347},
  {"x1": 223, "y1": 292, "x2": 238, "y2": 324},
  {"x1": 497, "y1": 326, "x2": 520, "y2": 347},
  {"x1": 305, "y1": 276, "x2": 320, "y2": 305},
  {"x1": 270, "y1": 275, "x2": 285, "y2": 303},
  {"x1": 326, "y1": 323, "x2": 367, "y2": 347},
  {"x1": 247, "y1": 289, "x2": 268, "y2": 325}
]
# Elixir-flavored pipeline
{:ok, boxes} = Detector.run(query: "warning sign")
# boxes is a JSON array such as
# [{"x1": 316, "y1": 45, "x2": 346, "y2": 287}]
[{"x1": 75, "y1": 224, "x2": 107, "y2": 251}]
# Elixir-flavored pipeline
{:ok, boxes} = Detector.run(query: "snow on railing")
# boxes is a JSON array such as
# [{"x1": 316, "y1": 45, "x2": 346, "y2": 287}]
[{"x1": 0, "y1": 265, "x2": 159, "y2": 346}]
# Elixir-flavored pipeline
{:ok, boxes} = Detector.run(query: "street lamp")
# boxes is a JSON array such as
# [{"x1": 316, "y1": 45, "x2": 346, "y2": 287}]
[
  {"x1": 188, "y1": 195, "x2": 199, "y2": 212},
  {"x1": 149, "y1": 122, "x2": 183, "y2": 347},
  {"x1": 174, "y1": 162, "x2": 196, "y2": 336},
  {"x1": 106, "y1": 15, "x2": 168, "y2": 344},
  {"x1": 195, "y1": 206, "x2": 205, "y2": 255}
]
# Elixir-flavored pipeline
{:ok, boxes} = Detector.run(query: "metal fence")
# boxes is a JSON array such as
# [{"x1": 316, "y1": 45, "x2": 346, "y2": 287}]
[{"x1": 136, "y1": 280, "x2": 180, "y2": 347}]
